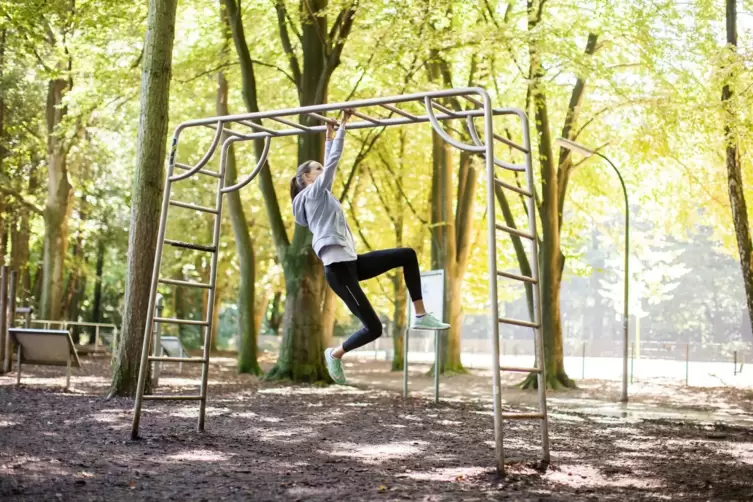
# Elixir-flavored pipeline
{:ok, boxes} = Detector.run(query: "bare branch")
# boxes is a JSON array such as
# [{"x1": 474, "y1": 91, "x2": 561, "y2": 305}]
[{"x1": 274, "y1": 0, "x2": 302, "y2": 89}]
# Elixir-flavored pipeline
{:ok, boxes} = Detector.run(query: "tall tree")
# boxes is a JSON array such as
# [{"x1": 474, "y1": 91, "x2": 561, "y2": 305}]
[
  {"x1": 515, "y1": 0, "x2": 600, "y2": 389},
  {"x1": 218, "y1": 2, "x2": 261, "y2": 375},
  {"x1": 223, "y1": 0, "x2": 358, "y2": 382},
  {"x1": 109, "y1": 0, "x2": 178, "y2": 396},
  {"x1": 721, "y1": 0, "x2": 753, "y2": 340}
]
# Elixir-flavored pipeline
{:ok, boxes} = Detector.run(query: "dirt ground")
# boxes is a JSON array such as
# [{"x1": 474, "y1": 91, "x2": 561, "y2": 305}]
[{"x1": 1, "y1": 353, "x2": 753, "y2": 501}]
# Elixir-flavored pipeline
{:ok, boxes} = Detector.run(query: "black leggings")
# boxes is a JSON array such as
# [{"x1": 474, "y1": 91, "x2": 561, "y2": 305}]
[{"x1": 324, "y1": 248, "x2": 423, "y2": 353}]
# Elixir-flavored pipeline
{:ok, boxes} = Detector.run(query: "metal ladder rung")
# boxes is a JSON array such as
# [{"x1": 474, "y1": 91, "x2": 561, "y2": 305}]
[
  {"x1": 269, "y1": 116, "x2": 312, "y2": 132},
  {"x1": 462, "y1": 95, "x2": 484, "y2": 107},
  {"x1": 143, "y1": 395, "x2": 204, "y2": 401},
  {"x1": 498, "y1": 317, "x2": 539, "y2": 329},
  {"x1": 351, "y1": 110, "x2": 385, "y2": 125},
  {"x1": 236, "y1": 120, "x2": 278, "y2": 135},
  {"x1": 380, "y1": 103, "x2": 420, "y2": 121},
  {"x1": 493, "y1": 159, "x2": 527, "y2": 171},
  {"x1": 499, "y1": 366, "x2": 542, "y2": 373},
  {"x1": 307, "y1": 112, "x2": 338, "y2": 125},
  {"x1": 494, "y1": 178, "x2": 532, "y2": 197},
  {"x1": 153, "y1": 317, "x2": 209, "y2": 326},
  {"x1": 158, "y1": 278, "x2": 212, "y2": 289},
  {"x1": 501, "y1": 413, "x2": 545, "y2": 420},
  {"x1": 205, "y1": 123, "x2": 250, "y2": 139},
  {"x1": 495, "y1": 224, "x2": 534, "y2": 240},
  {"x1": 497, "y1": 270, "x2": 537, "y2": 284},
  {"x1": 165, "y1": 239, "x2": 217, "y2": 253},
  {"x1": 429, "y1": 100, "x2": 460, "y2": 117},
  {"x1": 493, "y1": 133, "x2": 529, "y2": 154},
  {"x1": 169, "y1": 200, "x2": 218, "y2": 214},
  {"x1": 148, "y1": 356, "x2": 207, "y2": 363},
  {"x1": 175, "y1": 162, "x2": 222, "y2": 179}
]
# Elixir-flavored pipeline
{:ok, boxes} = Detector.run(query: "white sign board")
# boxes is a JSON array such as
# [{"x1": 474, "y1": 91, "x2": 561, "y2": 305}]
[{"x1": 407, "y1": 269, "x2": 445, "y2": 322}]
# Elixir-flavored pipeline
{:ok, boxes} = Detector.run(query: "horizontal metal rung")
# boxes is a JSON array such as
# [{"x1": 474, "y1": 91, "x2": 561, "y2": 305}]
[
  {"x1": 269, "y1": 116, "x2": 312, "y2": 131},
  {"x1": 169, "y1": 200, "x2": 218, "y2": 214},
  {"x1": 307, "y1": 112, "x2": 337, "y2": 125},
  {"x1": 236, "y1": 120, "x2": 278, "y2": 135},
  {"x1": 495, "y1": 224, "x2": 534, "y2": 240},
  {"x1": 205, "y1": 123, "x2": 250, "y2": 139},
  {"x1": 501, "y1": 413, "x2": 545, "y2": 420},
  {"x1": 380, "y1": 103, "x2": 420, "y2": 121},
  {"x1": 174, "y1": 163, "x2": 222, "y2": 179},
  {"x1": 148, "y1": 356, "x2": 206, "y2": 363},
  {"x1": 493, "y1": 133, "x2": 529, "y2": 154},
  {"x1": 499, "y1": 366, "x2": 542, "y2": 373},
  {"x1": 153, "y1": 317, "x2": 209, "y2": 326},
  {"x1": 164, "y1": 239, "x2": 217, "y2": 253},
  {"x1": 498, "y1": 317, "x2": 539, "y2": 329},
  {"x1": 494, "y1": 177, "x2": 532, "y2": 197},
  {"x1": 462, "y1": 95, "x2": 484, "y2": 107},
  {"x1": 429, "y1": 100, "x2": 460, "y2": 117},
  {"x1": 497, "y1": 270, "x2": 537, "y2": 284},
  {"x1": 351, "y1": 110, "x2": 385, "y2": 125},
  {"x1": 143, "y1": 395, "x2": 204, "y2": 401},
  {"x1": 158, "y1": 278, "x2": 212, "y2": 289}
]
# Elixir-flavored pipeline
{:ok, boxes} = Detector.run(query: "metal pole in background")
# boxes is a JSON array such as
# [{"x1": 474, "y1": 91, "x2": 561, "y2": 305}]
[
  {"x1": 0, "y1": 266, "x2": 7, "y2": 375},
  {"x1": 630, "y1": 342, "x2": 635, "y2": 384},
  {"x1": 402, "y1": 328, "x2": 409, "y2": 398},
  {"x1": 734, "y1": 350, "x2": 738, "y2": 376},
  {"x1": 685, "y1": 343, "x2": 689, "y2": 386},
  {"x1": 555, "y1": 138, "x2": 629, "y2": 403},
  {"x1": 5, "y1": 271, "x2": 17, "y2": 374},
  {"x1": 581, "y1": 342, "x2": 586, "y2": 379},
  {"x1": 434, "y1": 330, "x2": 440, "y2": 404},
  {"x1": 151, "y1": 294, "x2": 165, "y2": 388}
]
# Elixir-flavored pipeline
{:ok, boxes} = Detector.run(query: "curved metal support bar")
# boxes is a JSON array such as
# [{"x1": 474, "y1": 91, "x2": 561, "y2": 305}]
[
  {"x1": 168, "y1": 121, "x2": 224, "y2": 182},
  {"x1": 220, "y1": 135, "x2": 272, "y2": 194},
  {"x1": 424, "y1": 97, "x2": 485, "y2": 153},
  {"x1": 466, "y1": 115, "x2": 527, "y2": 172}
]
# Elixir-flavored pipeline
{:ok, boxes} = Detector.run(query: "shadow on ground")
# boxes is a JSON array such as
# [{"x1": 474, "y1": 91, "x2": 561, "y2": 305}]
[{"x1": 1, "y1": 356, "x2": 752, "y2": 501}]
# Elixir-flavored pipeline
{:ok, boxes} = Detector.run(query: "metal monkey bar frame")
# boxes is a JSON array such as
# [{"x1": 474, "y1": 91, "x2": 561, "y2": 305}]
[{"x1": 130, "y1": 87, "x2": 549, "y2": 474}]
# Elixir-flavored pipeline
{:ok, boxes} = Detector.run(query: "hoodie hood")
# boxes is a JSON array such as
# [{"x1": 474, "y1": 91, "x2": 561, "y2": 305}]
[{"x1": 292, "y1": 189, "x2": 309, "y2": 227}]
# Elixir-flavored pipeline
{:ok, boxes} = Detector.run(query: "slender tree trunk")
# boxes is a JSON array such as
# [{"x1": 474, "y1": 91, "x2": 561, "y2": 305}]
[
  {"x1": 40, "y1": 75, "x2": 72, "y2": 320},
  {"x1": 722, "y1": 0, "x2": 753, "y2": 339},
  {"x1": 109, "y1": 0, "x2": 178, "y2": 397},
  {"x1": 91, "y1": 235, "x2": 105, "y2": 323},
  {"x1": 268, "y1": 291, "x2": 283, "y2": 334},
  {"x1": 215, "y1": 29, "x2": 260, "y2": 373}
]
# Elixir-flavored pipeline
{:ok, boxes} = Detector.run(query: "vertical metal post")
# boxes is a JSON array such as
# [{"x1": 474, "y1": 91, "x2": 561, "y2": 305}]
[
  {"x1": 0, "y1": 266, "x2": 7, "y2": 374},
  {"x1": 152, "y1": 296, "x2": 164, "y2": 388},
  {"x1": 5, "y1": 271, "x2": 17, "y2": 374},
  {"x1": 581, "y1": 342, "x2": 586, "y2": 379},
  {"x1": 132, "y1": 131, "x2": 182, "y2": 440},
  {"x1": 685, "y1": 343, "x2": 689, "y2": 386},
  {"x1": 482, "y1": 92, "x2": 504, "y2": 474},
  {"x1": 434, "y1": 330, "x2": 440, "y2": 404},
  {"x1": 734, "y1": 350, "x2": 737, "y2": 376},
  {"x1": 66, "y1": 353, "x2": 71, "y2": 390},
  {"x1": 402, "y1": 328, "x2": 409, "y2": 398},
  {"x1": 198, "y1": 136, "x2": 232, "y2": 432},
  {"x1": 16, "y1": 343, "x2": 21, "y2": 385},
  {"x1": 521, "y1": 111, "x2": 549, "y2": 465},
  {"x1": 95, "y1": 325, "x2": 100, "y2": 349},
  {"x1": 630, "y1": 342, "x2": 635, "y2": 384}
]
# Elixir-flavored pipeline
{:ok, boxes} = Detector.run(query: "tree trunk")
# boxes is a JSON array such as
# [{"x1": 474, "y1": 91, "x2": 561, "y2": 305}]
[
  {"x1": 215, "y1": 30, "x2": 260, "y2": 373},
  {"x1": 321, "y1": 287, "x2": 337, "y2": 349},
  {"x1": 722, "y1": 0, "x2": 753, "y2": 339},
  {"x1": 91, "y1": 236, "x2": 105, "y2": 323},
  {"x1": 224, "y1": 0, "x2": 357, "y2": 382},
  {"x1": 109, "y1": 0, "x2": 178, "y2": 397},
  {"x1": 40, "y1": 76, "x2": 72, "y2": 321},
  {"x1": 268, "y1": 291, "x2": 283, "y2": 334}
]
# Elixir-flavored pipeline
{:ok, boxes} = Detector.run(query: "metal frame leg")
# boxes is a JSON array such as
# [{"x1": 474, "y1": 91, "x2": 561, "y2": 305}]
[
  {"x1": 433, "y1": 330, "x2": 440, "y2": 404},
  {"x1": 66, "y1": 354, "x2": 71, "y2": 390},
  {"x1": 16, "y1": 344, "x2": 21, "y2": 385},
  {"x1": 402, "y1": 328, "x2": 409, "y2": 398}
]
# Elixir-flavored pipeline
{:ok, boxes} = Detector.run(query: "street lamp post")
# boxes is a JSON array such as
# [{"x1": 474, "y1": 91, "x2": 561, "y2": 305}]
[{"x1": 556, "y1": 137, "x2": 630, "y2": 403}]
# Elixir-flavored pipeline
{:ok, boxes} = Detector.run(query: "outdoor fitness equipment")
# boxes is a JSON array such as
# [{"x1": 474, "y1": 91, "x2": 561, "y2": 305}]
[{"x1": 129, "y1": 88, "x2": 549, "y2": 474}]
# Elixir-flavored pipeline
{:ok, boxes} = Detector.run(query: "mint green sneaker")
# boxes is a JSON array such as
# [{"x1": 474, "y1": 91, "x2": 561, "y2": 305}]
[
  {"x1": 324, "y1": 348, "x2": 347, "y2": 384},
  {"x1": 412, "y1": 313, "x2": 450, "y2": 331}
]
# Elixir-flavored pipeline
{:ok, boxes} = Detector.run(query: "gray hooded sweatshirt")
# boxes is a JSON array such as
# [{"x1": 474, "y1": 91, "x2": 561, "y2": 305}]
[{"x1": 292, "y1": 127, "x2": 357, "y2": 265}]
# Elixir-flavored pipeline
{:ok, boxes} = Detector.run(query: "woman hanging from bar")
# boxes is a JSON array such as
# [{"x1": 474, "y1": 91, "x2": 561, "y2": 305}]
[{"x1": 290, "y1": 108, "x2": 449, "y2": 384}]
